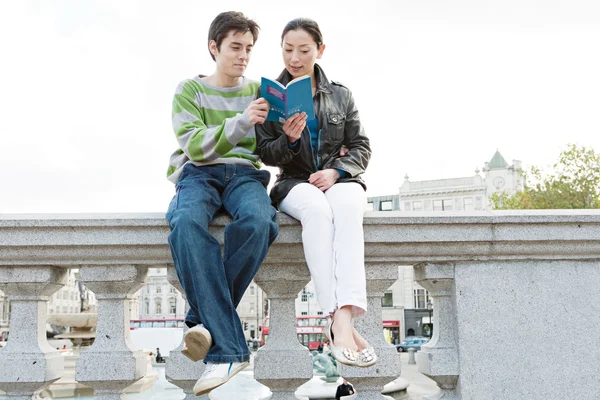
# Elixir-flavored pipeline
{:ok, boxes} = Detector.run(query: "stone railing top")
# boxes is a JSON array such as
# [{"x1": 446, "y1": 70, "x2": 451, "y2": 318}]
[
  {"x1": 1, "y1": 210, "x2": 600, "y2": 266},
  {"x1": 2, "y1": 209, "x2": 600, "y2": 225}
]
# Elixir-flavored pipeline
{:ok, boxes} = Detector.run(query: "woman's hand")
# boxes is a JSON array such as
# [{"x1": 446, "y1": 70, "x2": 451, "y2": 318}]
[
  {"x1": 309, "y1": 169, "x2": 340, "y2": 191},
  {"x1": 283, "y1": 112, "x2": 307, "y2": 143}
]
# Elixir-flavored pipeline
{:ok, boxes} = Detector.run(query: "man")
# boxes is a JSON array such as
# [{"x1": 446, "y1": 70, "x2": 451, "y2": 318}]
[
  {"x1": 165, "y1": 11, "x2": 277, "y2": 396},
  {"x1": 335, "y1": 379, "x2": 355, "y2": 399}
]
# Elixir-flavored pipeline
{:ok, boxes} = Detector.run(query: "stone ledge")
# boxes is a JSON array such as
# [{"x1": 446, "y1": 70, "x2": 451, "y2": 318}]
[{"x1": 1, "y1": 211, "x2": 600, "y2": 266}]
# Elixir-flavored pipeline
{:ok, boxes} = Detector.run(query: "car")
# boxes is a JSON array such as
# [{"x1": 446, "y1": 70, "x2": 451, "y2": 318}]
[{"x1": 396, "y1": 337, "x2": 430, "y2": 352}]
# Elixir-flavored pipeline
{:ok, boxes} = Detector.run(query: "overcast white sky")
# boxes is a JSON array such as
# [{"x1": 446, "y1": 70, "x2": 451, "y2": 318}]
[{"x1": 1, "y1": 0, "x2": 600, "y2": 213}]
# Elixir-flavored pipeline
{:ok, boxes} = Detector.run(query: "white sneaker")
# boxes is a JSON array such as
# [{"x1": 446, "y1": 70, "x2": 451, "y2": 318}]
[
  {"x1": 193, "y1": 361, "x2": 250, "y2": 396},
  {"x1": 181, "y1": 324, "x2": 212, "y2": 362}
]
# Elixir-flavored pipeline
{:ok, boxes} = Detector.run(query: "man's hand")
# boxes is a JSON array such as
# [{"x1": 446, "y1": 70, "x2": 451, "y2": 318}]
[
  {"x1": 283, "y1": 112, "x2": 307, "y2": 143},
  {"x1": 309, "y1": 169, "x2": 340, "y2": 191},
  {"x1": 246, "y1": 98, "x2": 270, "y2": 125},
  {"x1": 339, "y1": 145, "x2": 349, "y2": 157}
]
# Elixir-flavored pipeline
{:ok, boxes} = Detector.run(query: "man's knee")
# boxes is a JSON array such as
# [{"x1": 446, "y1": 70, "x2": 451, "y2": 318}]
[
  {"x1": 239, "y1": 204, "x2": 278, "y2": 239},
  {"x1": 169, "y1": 207, "x2": 211, "y2": 233}
]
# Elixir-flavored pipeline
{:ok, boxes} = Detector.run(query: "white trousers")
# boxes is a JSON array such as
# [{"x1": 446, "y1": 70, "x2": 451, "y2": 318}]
[{"x1": 279, "y1": 182, "x2": 367, "y2": 318}]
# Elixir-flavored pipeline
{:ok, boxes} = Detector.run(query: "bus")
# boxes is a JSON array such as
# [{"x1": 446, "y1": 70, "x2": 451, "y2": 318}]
[
  {"x1": 260, "y1": 316, "x2": 328, "y2": 350},
  {"x1": 129, "y1": 318, "x2": 185, "y2": 329}
]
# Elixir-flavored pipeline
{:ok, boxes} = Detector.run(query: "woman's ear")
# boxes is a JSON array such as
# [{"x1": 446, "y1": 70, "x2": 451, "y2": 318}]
[{"x1": 317, "y1": 43, "x2": 326, "y2": 59}]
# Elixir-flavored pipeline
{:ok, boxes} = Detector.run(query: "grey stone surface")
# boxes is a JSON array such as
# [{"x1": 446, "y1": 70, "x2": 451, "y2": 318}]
[
  {"x1": 408, "y1": 348, "x2": 416, "y2": 365},
  {"x1": 4, "y1": 212, "x2": 600, "y2": 399},
  {"x1": 415, "y1": 263, "x2": 460, "y2": 400},
  {"x1": 76, "y1": 266, "x2": 148, "y2": 399},
  {"x1": 0, "y1": 267, "x2": 67, "y2": 398},
  {"x1": 253, "y1": 263, "x2": 313, "y2": 398},
  {"x1": 3, "y1": 211, "x2": 600, "y2": 266},
  {"x1": 164, "y1": 266, "x2": 203, "y2": 400},
  {"x1": 339, "y1": 263, "x2": 402, "y2": 399},
  {"x1": 452, "y1": 260, "x2": 600, "y2": 400}
]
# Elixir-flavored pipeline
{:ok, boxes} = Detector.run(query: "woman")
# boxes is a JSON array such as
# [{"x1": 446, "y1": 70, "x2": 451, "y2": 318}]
[{"x1": 256, "y1": 18, "x2": 375, "y2": 367}]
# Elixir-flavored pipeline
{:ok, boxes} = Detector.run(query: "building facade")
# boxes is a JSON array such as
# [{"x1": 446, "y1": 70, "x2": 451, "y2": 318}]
[
  {"x1": 369, "y1": 151, "x2": 523, "y2": 212},
  {"x1": 137, "y1": 267, "x2": 185, "y2": 321},
  {"x1": 48, "y1": 269, "x2": 97, "y2": 315},
  {"x1": 237, "y1": 281, "x2": 267, "y2": 341}
]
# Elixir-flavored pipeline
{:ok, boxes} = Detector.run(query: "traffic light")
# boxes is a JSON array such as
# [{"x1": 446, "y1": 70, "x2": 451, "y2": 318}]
[{"x1": 244, "y1": 322, "x2": 248, "y2": 330}]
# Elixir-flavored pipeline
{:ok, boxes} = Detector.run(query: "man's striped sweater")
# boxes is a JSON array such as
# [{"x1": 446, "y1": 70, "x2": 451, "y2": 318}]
[{"x1": 167, "y1": 75, "x2": 260, "y2": 183}]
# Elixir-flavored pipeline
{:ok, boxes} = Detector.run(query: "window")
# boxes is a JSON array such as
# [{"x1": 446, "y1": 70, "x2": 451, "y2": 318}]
[
  {"x1": 250, "y1": 286, "x2": 255, "y2": 295},
  {"x1": 413, "y1": 289, "x2": 430, "y2": 309},
  {"x1": 463, "y1": 197, "x2": 474, "y2": 211},
  {"x1": 301, "y1": 288, "x2": 308, "y2": 302},
  {"x1": 169, "y1": 298, "x2": 176, "y2": 314},
  {"x1": 412, "y1": 201, "x2": 423, "y2": 211},
  {"x1": 155, "y1": 300, "x2": 162, "y2": 314},
  {"x1": 433, "y1": 199, "x2": 452, "y2": 211},
  {"x1": 443, "y1": 199, "x2": 453, "y2": 211},
  {"x1": 366, "y1": 202, "x2": 374, "y2": 211},
  {"x1": 381, "y1": 291, "x2": 393, "y2": 307},
  {"x1": 170, "y1": 286, "x2": 177, "y2": 294},
  {"x1": 301, "y1": 311, "x2": 307, "y2": 316},
  {"x1": 380, "y1": 201, "x2": 393, "y2": 211},
  {"x1": 317, "y1": 311, "x2": 323, "y2": 315},
  {"x1": 156, "y1": 286, "x2": 162, "y2": 294}
]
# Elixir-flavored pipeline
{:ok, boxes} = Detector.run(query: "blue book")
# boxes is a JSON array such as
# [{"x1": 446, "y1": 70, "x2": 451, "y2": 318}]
[{"x1": 261, "y1": 75, "x2": 315, "y2": 123}]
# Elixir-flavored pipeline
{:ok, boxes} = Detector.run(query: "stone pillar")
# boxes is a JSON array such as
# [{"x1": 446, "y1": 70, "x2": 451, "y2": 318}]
[
  {"x1": 253, "y1": 263, "x2": 312, "y2": 400},
  {"x1": 76, "y1": 265, "x2": 148, "y2": 400},
  {"x1": 414, "y1": 263, "x2": 460, "y2": 400},
  {"x1": 165, "y1": 265, "x2": 204, "y2": 400},
  {"x1": 0, "y1": 266, "x2": 67, "y2": 399},
  {"x1": 339, "y1": 263, "x2": 402, "y2": 399}
]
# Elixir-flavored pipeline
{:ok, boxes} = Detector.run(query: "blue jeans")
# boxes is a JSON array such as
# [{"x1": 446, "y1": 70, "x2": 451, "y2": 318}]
[{"x1": 166, "y1": 163, "x2": 278, "y2": 363}]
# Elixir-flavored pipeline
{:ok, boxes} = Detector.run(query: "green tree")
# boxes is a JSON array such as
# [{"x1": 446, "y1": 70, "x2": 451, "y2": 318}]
[{"x1": 490, "y1": 144, "x2": 600, "y2": 210}]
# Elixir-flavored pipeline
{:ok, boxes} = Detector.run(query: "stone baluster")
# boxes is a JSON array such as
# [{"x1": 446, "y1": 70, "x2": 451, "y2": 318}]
[
  {"x1": 253, "y1": 263, "x2": 312, "y2": 400},
  {"x1": 0, "y1": 266, "x2": 67, "y2": 399},
  {"x1": 414, "y1": 262, "x2": 460, "y2": 400},
  {"x1": 75, "y1": 265, "x2": 148, "y2": 400},
  {"x1": 165, "y1": 265, "x2": 205, "y2": 400},
  {"x1": 339, "y1": 263, "x2": 402, "y2": 399}
]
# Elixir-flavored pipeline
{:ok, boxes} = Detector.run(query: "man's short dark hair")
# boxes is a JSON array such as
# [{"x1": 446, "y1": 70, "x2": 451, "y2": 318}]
[{"x1": 208, "y1": 11, "x2": 260, "y2": 61}]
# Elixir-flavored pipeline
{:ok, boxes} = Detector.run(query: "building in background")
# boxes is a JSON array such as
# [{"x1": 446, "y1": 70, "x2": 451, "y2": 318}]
[
  {"x1": 237, "y1": 281, "x2": 267, "y2": 341},
  {"x1": 48, "y1": 269, "x2": 98, "y2": 316},
  {"x1": 137, "y1": 267, "x2": 185, "y2": 321},
  {"x1": 368, "y1": 150, "x2": 523, "y2": 212}
]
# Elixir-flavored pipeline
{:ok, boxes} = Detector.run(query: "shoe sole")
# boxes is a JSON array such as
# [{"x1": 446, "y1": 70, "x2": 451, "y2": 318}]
[
  {"x1": 194, "y1": 362, "x2": 249, "y2": 396},
  {"x1": 182, "y1": 329, "x2": 212, "y2": 362}
]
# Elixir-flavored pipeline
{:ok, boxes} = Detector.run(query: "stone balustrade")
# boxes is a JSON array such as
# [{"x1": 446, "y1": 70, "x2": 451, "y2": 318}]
[{"x1": 1, "y1": 210, "x2": 600, "y2": 399}]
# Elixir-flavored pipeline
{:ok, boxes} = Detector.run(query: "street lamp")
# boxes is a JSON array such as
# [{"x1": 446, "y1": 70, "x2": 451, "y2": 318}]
[{"x1": 426, "y1": 299, "x2": 433, "y2": 338}]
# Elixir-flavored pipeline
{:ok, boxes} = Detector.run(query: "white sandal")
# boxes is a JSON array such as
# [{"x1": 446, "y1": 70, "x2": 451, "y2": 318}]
[
  {"x1": 324, "y1": 319, "x2": 359, "y2": 367},
  {"x1": 357, "y1": 346, "x2": 378, "y2": 367}
]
